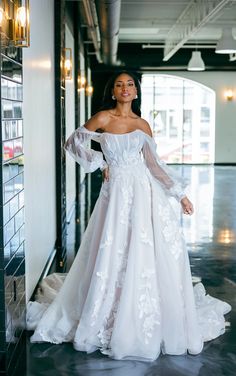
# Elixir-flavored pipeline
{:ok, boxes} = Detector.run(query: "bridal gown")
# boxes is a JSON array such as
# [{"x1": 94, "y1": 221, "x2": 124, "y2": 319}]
[{"x1": 29, "y1": 126, "x2": 231, "y2": 361}]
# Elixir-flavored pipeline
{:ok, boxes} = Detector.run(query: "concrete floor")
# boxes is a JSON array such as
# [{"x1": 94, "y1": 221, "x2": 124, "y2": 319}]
[{"x1": 19, "y1": 166, "x2": 236, "y2": 375}]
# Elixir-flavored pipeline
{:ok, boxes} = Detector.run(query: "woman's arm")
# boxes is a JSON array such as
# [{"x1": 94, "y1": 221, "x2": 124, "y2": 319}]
[
  {"x1": 64, "y1": 113, "x2": 109, "y2": 173},
  {"x1": 139, "y1": 119, "x2": 193, "y2": 215}
]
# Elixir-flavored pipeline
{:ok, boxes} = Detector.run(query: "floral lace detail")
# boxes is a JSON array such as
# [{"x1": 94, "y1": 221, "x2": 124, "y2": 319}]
[
  {"x1": 138, "y1": 174, "x2": 150, "y2": 192},
  {"x1": 100, "y1": 234, "x2": 113, "y2": 249},
  {"x1": 116, "y1": 243, "x2": 128, "y2": 288},
  {"x1": 140, "y1": 228, "x2": 153, "y2": 247},
  {"x1": 138, "y1": 269, "x2": 160, "y2": 344},
  {"x1": 95, "y1": 242, "x2": 129, "y2": 348},
  {"x1": 158, "y1": 204, "x2": 183, "y2": 260},
  {"x1": 97, "y1": 298, "x2": 119, "y2": 348},
  {"x1": 91, "y1": 271, "x2": 109, "y2": 326},
  {"x1": 121, "y1": 149, "x2": 142, "y2": 166},
  {"x1": 91, "y1": 299, "x2": 102, "y2": 327},
  {"x1": 96, "y1": 271, "x2": 108, "y2": 291},
  {"x1": 120, "y1": 185, "x2": 134, "y2": 225}
]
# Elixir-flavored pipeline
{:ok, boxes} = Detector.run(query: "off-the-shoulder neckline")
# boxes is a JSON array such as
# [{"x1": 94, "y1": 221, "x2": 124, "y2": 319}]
[
  {"x1": 81, "y1": 126, "x2": 152, "y2": 138},
  {"x1": 103, "y1": 129, "x2": 140, "y2": 136}
]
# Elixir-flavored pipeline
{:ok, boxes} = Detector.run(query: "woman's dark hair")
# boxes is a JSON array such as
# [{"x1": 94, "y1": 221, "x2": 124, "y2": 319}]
[{"x1": 100, "y1": 71, "x2": 142, "y2": 117}]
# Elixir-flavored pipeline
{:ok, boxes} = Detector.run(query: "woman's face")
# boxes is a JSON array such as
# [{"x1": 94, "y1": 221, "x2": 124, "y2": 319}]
[{"x1": 112, "y1": 74, "x2": 137, "y2": 103}]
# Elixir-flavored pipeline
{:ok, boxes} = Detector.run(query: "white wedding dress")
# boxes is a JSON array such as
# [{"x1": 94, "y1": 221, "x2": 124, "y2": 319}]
[{"x1": 29, "y1": 126, "x2": 231, "y2": 361}]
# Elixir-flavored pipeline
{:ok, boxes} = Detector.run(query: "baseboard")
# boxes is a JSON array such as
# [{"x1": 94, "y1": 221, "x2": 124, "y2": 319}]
[
  {"x1": 214, "y1": 163, "x2": 236, "y2": 166},
  {"x1": 40, "y1": 247, "x2": 57, "y2": 279},
  {"x1": 29, "y1": 245, "x2": 57, "y2": 301}
]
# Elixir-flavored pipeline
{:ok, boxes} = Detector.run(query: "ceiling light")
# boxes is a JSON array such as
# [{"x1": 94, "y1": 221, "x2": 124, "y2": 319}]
[
  {"x1": 215, "y1": 28, "x2": 236, "y2": 54},
  {"x1": 187, "y1": 51, "x2": 205, "y2": 71}
]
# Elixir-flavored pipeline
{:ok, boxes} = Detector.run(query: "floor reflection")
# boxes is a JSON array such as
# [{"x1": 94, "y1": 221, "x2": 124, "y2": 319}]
[
  {"x1": 26, "y1": 332, "x2": 236, "y2": 376},
  {"x1": 18, "y1": 166, "x2": 236, "y2": 376}
]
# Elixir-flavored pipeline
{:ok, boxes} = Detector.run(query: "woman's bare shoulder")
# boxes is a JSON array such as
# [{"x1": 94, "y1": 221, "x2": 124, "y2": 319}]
[
  {"x1": 85, "y1": 110, "x2": 110, "y2": 131},
  {"x1": 136, "y1": 118, "x2": 152, "y2": 137}
]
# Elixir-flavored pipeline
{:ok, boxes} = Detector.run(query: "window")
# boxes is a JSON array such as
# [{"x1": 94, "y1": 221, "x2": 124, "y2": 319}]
[{"x1": 141, "y1": 75, "x2": 215, "y2": 163}]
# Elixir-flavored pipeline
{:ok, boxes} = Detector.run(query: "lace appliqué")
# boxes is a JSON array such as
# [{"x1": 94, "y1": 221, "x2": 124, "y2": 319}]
[
  {"x1": 140, "y1": 228, "x2": 153, "y2": 247},
  {"x1": 96, "y1": 243, "x2": 129, "y2": 348},
  {"x1": 97, "y1": 298, "x2": 119, "y2": 349},
  {"x1": 122, "y1": 148, "x2": 142, "y2": 166},
  {"x1": 91, "y1": 271, "x2": 108, "y2": 327},
  {"x1": 158, "y1": 204, "x2": 183, "y2": 260},
  {"x1": 120, "y1": 185, "x2": 133, "y2": 225},
  {"x1": 100, "y1": 234, "x2": 113, "y2": 249},
  {"x1": 116, "y1": 243, "x2": 128, "y2": 288},
  {"x1": 138, "y1": 174, "x2": 150, "y2": 192},
  {"x1": 138, "y1": 269, "x2": 160, "y2": 344},
  {"x1": 90, "y1": 234, "x2": 113, "y2": 326}
]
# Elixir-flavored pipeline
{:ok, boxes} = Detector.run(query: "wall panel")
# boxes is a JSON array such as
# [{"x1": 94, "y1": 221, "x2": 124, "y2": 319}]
[{"x1": 23, "y1": 0, "x2": 56, "y2": 301}]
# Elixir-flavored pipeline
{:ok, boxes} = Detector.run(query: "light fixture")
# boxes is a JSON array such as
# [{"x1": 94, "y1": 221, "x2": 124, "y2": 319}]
[
  {"x1": 64, "y1": 48, "x2": 72, "y2": 80},
  {"x1": 187, "y1": 51, "x2": 205, "y2": 71},
  {"x1": 86, "y1": 85, "x2": 94, "y2": 96},
  {"x1": 0, "y1": 3, "x2": 8, "y2": 45},
  {"x1": 0, "y1": 4, "x2": 6, "y2": 25},
  {"x1": 77, "y1": 75, "x2": 86, "y2": 92},
  {"x1": 215, "y1": 28, "x2": 236, "y2": 54},
  {"x1": 224, "y1": 89, "x2": 234, "y2": 101},
  {"x1": 0, "y1": 0, "x2": 30, "y2": 47},
  {"x1": 14, "y1": 0, "x2": 30, "y2": 47}
]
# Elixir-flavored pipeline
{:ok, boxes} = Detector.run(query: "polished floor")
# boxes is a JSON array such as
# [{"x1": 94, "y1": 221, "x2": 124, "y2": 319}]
[{"x1": 19, "y1": 166, "x2": 236, "y2": 375}]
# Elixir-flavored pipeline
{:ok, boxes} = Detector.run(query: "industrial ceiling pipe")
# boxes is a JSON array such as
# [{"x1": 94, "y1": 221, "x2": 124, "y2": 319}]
[{"x1": 95, "y1": 0, "x2": 121, "y2": 65}]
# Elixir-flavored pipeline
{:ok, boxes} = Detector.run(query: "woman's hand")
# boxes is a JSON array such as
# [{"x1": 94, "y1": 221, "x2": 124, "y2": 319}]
[
  {"x1": 102, "y1": 167, "x2": 109, "y2": 182},
  {"x1": 180, "y1": 196, "x2": 194, "y2": 215}
]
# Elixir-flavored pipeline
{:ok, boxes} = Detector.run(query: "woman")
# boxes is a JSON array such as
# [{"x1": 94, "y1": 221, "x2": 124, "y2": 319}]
[{"x1": 29, "y1": 71, "x2": 231, "y2": 361}]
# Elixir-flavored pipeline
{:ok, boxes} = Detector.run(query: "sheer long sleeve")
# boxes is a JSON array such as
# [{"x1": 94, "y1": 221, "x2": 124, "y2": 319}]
[
  {"x1": 64, "y1": 126, "x2": 108, "y2": 173},
  {"x1": 142, "y1": 135, "x2": 187, "y2": 202}
]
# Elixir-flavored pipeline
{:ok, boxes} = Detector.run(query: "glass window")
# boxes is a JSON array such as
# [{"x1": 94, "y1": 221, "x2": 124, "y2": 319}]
[
  {"x1": 141, "y1": 74, "x2": 215, "y2": 164},
  {"x1": 153, "y1": 110, "x2": 167, "y2": 137}
]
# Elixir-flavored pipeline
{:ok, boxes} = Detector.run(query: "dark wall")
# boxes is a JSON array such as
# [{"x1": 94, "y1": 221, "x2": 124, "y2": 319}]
[{"x1": 0, "y1": 47, "x2": 26, "y2": 374}]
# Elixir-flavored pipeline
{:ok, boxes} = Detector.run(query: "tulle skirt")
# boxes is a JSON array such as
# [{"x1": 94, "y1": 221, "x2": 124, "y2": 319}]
[{"x1": 28, "y1": 162, "x2": 231, "y2": 361}]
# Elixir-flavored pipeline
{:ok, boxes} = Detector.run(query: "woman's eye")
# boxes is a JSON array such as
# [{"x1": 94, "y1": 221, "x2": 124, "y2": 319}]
[{"x1": 128, "y1": 83, "x2": 134, "y2": 86}]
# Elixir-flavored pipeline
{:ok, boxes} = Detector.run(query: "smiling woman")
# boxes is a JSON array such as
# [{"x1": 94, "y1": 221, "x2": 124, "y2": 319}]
[
  {"x1": 99, "y1": 71, "x2": 142, "y2": 118},
  {"x1": 28, "y1": 71, "x2": 231, "y2": 362}
]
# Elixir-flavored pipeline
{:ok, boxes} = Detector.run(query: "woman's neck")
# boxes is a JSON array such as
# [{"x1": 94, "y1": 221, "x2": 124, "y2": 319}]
[{"x1": 112, "y1": 102, "x2": 133, "y2": 117}]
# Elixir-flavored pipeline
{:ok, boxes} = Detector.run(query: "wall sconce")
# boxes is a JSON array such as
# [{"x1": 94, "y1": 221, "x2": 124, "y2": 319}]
[
  {"x1": 14, "y1": 0, "x2": 30, "y2": 47},
  {"x1": 77, "y1": 74, "x2": 93, "y2": 95},
  {"x1": 78, "y1": 75, "x2": 86, "y2": 92},
  {"x1": 64, "y1": 48, "x2": 72, "y2": 80},
  {"x1": 224, "y1": 89, "x2": 234, "y2": 101},
  {"x1": 86, "y1": 85, "x2": 94, "y2": 96},
  {"x1": 0, "y1": 0, "x2": 30, "y2": 47}
]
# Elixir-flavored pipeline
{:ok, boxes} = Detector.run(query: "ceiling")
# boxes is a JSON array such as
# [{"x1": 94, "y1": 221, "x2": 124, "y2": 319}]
[
  {"x1": 79, "y1": 0, "x2": 236, "y2": 71},
  {"x1": 119, "y1": 0, "x2": 236, "y2": 44}
]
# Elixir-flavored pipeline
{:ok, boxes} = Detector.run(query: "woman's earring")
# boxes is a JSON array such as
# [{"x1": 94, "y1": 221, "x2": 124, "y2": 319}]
[
  {"x1": 135, "y1": 94, "x2": 138, "y2": 99},
  {"x1": 112, "y1": 95, "x2": 116, "y2": 100}
]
